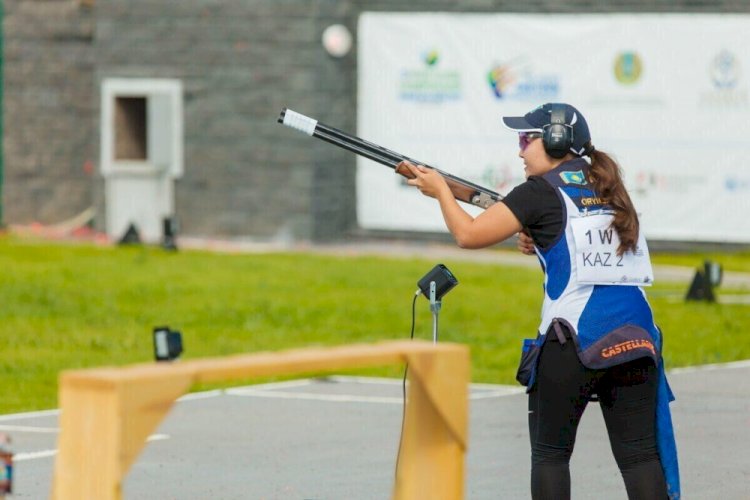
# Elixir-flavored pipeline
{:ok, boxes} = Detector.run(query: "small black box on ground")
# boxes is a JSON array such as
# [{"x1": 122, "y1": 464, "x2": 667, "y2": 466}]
[
  {"x1": 417, "y1": 264, "x2": 458, "y2": 301},
  {"x1": 153, "y1": 326, "x2": 183, "y2": 361}
]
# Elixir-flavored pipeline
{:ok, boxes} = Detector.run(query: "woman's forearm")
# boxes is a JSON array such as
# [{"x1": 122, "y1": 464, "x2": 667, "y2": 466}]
[{"x1": 435, "y1": 187, "x2": 476, "y2": 248}]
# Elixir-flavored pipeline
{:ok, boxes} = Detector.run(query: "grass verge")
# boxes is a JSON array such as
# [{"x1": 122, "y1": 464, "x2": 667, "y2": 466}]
[{"x1": 1, "y1": 235, "x2": 748, "y2": 413}]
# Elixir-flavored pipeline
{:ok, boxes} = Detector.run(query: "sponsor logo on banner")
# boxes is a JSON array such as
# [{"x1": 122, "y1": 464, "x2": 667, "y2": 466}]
[
  {"x1": 479, "y1": 163, "x2": 526, "y2": 196},
  {"x1": 487, "y1": 64, "x2": 516, "y2": 98},
  {"x1": 699, "y1": 49, "x2": 748, "y2": 108},
  {"x1": 710, "y1": 49, "x2": 740, "y2": 89},
  {"x1": 725, "y1": 176, "x2": 750, "y2": 192},
  {"x1": 487, "y1": 62, "x2": 559, "y2": 101},
  {"x1": 424, "y1": 49, "x2": 440, "y2": 66},
  {"x1": 587, "y1": 51, "x2": 663, "y2": 107},
  {"x1": 613, "y1": 52, "x2": 643, "y2": 85},
  {"x1": 399, "y1": 49, "x2": 462, "y2": 103},
  {"x1": 632, "y1": 171, "x2": 706, "y2": 197}
]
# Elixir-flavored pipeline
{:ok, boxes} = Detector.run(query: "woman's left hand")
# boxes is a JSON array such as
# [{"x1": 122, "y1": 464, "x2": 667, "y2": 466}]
[
  {"x1": 398, "y1": 161, "x2": 450, "y2": 199},
  {"x1": 517, "y1": 230, "x2": 535, "y2": 255}
]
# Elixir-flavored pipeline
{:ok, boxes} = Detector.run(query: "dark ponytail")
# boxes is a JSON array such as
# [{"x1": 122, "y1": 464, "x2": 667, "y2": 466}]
[{"x1": 587, "y1": 150, "x2": 639, "y2": 255}]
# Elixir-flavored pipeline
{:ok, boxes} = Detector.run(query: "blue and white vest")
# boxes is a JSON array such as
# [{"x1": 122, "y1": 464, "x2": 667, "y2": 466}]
[{"x1": 535, "y1": 158, "x2": 660, "y2": 368}]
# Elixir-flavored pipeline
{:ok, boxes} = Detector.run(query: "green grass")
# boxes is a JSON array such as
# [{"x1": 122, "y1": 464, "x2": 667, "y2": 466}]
[
  {"x1": 651, "y1": 251, "x2": 750, "y2": 273},
  {"x1": 1, "y1": 235, "x2": 748, "y2": 414}
]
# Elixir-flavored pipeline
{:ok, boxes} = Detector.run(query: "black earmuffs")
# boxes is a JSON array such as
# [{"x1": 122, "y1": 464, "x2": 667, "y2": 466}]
[{"x1": 542, "y1": 104, "x2": 574, "y2": 159}]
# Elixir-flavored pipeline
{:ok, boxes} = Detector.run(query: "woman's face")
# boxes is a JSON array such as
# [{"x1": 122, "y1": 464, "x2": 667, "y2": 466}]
[{"x1": 518, "y1": 133, "x2": 569, "y2": 178}]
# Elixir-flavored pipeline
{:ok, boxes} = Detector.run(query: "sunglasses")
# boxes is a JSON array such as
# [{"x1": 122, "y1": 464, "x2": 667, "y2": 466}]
[{"x1": 518, "y1": 132, "x2": 543, "y2": 151}]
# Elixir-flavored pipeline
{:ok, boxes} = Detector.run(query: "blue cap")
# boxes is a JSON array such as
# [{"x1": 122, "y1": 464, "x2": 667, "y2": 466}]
[{"x1": 502, "y1": 103, "x2": 593, "y2": 156}]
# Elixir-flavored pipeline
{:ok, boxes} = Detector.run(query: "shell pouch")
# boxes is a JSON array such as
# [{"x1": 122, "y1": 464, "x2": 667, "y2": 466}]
[{"x1": 515, "y1": 337, "x2": 541, "y2": 386}]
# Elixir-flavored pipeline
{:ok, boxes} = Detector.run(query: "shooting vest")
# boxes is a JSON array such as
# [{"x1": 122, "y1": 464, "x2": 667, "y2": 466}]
[{"x1": 534, "y1": 158, "x2": 659, "y2": 368}]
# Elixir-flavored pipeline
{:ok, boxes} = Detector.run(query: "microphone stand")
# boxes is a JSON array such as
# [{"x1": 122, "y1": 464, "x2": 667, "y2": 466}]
[{"x1": 429, "y1": 281, "x2": 441, "y2": 344}]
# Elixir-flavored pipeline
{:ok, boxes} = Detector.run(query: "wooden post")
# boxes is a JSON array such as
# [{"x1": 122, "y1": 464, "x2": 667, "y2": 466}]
[
  {"x1": 393, "y1": 347, "x2": 469, "y2": 499},
  {"x1": 51, "y1": 340, "x2": 469, "y2": 500}
]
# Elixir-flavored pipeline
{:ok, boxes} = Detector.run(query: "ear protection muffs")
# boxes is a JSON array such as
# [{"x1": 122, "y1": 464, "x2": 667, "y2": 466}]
[{"x1": 542, "y1": 104, "x2": 573, "y2": 159}]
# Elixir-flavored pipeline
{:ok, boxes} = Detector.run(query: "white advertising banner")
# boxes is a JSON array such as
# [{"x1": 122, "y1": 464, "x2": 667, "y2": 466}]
[{"x1": 357, "y1": 13, "x2": 750, "y2": 243}]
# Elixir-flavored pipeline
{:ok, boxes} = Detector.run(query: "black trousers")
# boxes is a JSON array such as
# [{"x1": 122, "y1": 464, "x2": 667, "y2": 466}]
[{"x1": 528, "y1": 332, "x2": 668, "y2": 499}]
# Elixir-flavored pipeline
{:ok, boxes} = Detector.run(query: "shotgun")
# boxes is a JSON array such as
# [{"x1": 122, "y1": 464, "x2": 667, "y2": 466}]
[{"x1": 277, "y1": 108, "x2": 503, "y2": 209}]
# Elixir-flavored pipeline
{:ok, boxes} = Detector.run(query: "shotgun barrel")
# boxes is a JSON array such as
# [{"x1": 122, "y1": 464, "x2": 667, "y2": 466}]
[{"x1": 277, "y1": 108, "x2": 502, "y2": 209}]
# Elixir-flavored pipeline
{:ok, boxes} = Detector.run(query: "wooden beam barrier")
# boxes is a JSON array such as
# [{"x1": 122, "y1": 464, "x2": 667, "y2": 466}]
[{"x1": 51, "y1": 340, "x2": 470, "y2": 500}]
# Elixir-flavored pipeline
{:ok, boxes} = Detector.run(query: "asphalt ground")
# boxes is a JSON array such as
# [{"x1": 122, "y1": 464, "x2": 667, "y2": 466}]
[{"x1": 3, "y1": 361, "x2": 749, "y2": 499}]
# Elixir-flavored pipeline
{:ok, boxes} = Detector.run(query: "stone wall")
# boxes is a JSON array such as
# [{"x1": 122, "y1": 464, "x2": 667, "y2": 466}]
[{"x1": 3, "y1": 0, "x2": 96, "y2": 225}]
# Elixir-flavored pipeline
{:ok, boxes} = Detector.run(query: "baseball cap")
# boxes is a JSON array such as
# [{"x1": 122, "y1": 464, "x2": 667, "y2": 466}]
[{"x1": 502, "y1": 103, "x2": 593, "y2": 156}]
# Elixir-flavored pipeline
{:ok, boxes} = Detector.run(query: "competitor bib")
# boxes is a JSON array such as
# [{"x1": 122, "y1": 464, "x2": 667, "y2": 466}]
[{"x1": 570, "y1": 214, "x2": 654, "y2": 286}]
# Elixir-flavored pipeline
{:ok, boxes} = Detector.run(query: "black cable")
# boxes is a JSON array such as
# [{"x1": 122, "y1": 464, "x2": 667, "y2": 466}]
[{"x1": 394, "y1": 290, "x2": 420, "y2": 482}]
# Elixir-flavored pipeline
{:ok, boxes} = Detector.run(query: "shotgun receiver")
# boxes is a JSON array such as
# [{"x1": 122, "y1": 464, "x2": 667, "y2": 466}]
[{"x1": 277, "y1": 108, "x2": 503, "y2": 209}]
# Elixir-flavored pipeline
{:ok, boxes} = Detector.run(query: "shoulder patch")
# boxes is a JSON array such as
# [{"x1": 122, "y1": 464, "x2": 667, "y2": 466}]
[{"x1": 559, "y1": 170, "x2": 587, "y2": 185}]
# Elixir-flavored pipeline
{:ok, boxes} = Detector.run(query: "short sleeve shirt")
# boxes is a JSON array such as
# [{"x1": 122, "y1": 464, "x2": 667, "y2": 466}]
[{"x1": 501, "y1": 176, "x2": 563, "y2": 249}]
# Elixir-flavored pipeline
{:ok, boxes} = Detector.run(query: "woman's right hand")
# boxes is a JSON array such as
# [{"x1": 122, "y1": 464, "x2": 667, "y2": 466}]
[{"x1": 517, "y1": 231, "x2": 535, "y2": 255}]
